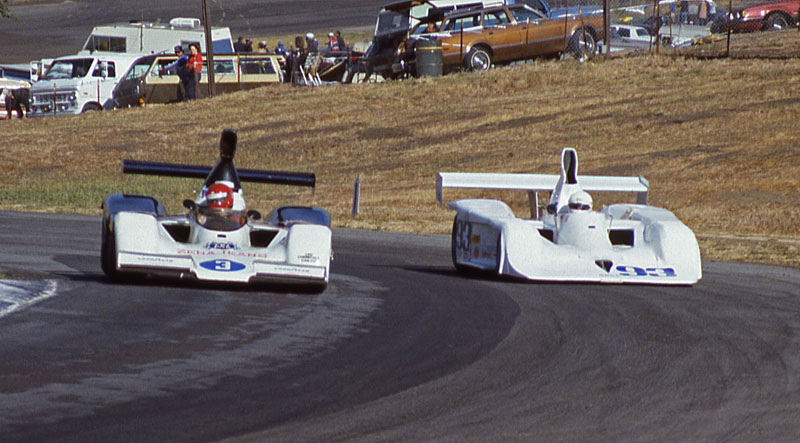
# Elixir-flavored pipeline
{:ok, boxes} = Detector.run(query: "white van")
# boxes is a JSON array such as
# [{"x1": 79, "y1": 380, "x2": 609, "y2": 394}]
[
  {"x1": 80, "y1": 17, "x2": 234, "y2": 55},
  {"x1": 28, "y1": 53, "x2": 153, "y2": 116}
]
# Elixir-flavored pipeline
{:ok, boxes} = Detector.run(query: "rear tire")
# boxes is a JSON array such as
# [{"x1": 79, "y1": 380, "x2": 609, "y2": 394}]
[
  {"x1": 764, "y1": 13, "x2": 791, "y2": 31},
  {"x1": 464, "y1": 47, "x2": 492, "y2": 71},
  {"x1": 568, "y1": 30, "x2": 596, "y2": 60}
]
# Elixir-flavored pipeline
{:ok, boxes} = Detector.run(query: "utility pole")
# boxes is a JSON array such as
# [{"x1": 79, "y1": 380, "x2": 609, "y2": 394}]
[{"x1": 202, "y1": 0, "x2": 216, "y2": 96}]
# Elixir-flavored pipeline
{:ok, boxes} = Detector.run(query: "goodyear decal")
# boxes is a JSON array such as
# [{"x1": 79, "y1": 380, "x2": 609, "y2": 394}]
[{"x1": 200, "y1": 259, "x2": 246, "y2": 272}]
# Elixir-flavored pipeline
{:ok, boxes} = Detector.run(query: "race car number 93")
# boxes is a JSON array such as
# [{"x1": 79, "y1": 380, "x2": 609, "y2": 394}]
[
  {"x1": 615, "y1": 266, "x2": 676, "y2": 277},
  {"x1": 200, "y1": 259, "x2": 246, "y2": 272},
  {"x1": 454, "y1": 219, "x2": 472, "y2": 252}
]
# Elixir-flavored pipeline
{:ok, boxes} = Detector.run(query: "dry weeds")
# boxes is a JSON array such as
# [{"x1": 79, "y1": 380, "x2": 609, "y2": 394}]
[{"x1": 1, "y1": 49, "x2": 798, "y2": 268}]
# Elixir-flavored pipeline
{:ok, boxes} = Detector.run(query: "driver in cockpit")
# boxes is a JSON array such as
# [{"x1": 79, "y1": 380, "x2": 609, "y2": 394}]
[
  {"x1": 195, "y1": 182, "x2": 247, "y2": 231},
  {"x1": 567, "y1": 191, "x2": 592, "y2": 213}
]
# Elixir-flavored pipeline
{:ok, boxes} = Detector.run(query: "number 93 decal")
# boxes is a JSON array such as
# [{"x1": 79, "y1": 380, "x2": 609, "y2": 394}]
[{"x1": 615, "y1": 266, "x2": 676, "y2": 277}]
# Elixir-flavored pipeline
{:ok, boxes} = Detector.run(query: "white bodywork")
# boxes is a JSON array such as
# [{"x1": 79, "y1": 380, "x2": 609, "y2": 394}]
[
  {"x1": 437, "y1": 148, "x2": 702, "y2": 285},
  {"x1": 112, "y1": 210, "x2": 331, "y2": 286}
]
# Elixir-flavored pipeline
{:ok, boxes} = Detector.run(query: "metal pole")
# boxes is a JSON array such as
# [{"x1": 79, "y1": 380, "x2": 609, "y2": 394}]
[
  {"x1": 726, "y1": 0, "x2": 733, "y2": 57},
  {"x1": 351, "y1": 174, "x2": 361, "y2": 217},
  {"x1": 202, "y1": 0, "x2": 216, "y2": 96},
  {"x1": 563, "y1": 0, "x2": 570, "y2": 56},
  {"x1": 603, "y1": 0, "x2": 610, "y2": 56}
]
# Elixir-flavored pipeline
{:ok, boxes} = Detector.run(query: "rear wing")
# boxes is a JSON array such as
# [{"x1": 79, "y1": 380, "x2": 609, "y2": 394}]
[
  {"x1": 436, "y1": 172, "x2": 649, "y2": 217},
  {"x1": 123, "y1": 160, "x2": 316, "y2": 187}
]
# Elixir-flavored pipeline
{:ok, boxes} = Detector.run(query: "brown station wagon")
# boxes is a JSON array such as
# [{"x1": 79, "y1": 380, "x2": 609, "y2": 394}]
[{"x1": 413, "y1": 3, "x2": 605, "y2": 71}]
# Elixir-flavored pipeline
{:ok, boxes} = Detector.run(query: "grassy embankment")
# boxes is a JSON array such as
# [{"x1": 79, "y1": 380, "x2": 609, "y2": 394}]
[{"x1": 2, "y1": 31, "x2": 798, "y2": 268}]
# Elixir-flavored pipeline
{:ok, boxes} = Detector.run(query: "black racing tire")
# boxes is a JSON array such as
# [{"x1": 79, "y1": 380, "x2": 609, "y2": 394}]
[
  {"x1": 495, "y1": 235, "x2": 503, "y2": 275},
  {"x1": 100, "y1": 216, "x2": 118, "y2": 278},
  {"x1": 82, "y1": 103, "x2": 101, "y2": 113},
  {"x1": 568, "y1": 29, "x2": 597, "y2": 60},
  {"x1": 764, "y1": 13, "x2": 791, "y2": 31},
  {"x1": 464, "y1": 46, "x2": 492, "y2": 71},
  {"x1": 451, "y1": 217, "x2": 469, "y2": 272}
]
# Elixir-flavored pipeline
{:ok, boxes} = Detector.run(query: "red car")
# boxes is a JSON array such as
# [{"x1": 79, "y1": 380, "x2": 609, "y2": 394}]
[{"x1": 730, "y1": 0, "x2": 799, "y2": 32}]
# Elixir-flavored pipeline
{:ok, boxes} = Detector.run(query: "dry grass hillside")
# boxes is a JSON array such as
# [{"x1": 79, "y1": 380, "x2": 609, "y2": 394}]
[{"x1": 2, "y1": 51, "x2": 798, "y2": 267}]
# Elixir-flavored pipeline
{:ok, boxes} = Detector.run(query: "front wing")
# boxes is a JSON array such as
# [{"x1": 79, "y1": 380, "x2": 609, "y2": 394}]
[{"x1": 113, "y1": 212, "x2": 331, "y2": 285}]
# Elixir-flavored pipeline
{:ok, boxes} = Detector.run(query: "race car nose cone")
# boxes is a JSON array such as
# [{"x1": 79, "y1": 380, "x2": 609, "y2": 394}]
[{"x1": 220, "y1": 128, "x2": 237, "y2": 160}]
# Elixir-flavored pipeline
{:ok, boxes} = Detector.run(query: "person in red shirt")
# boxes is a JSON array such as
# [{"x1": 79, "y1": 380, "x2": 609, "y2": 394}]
[{"x1": 188, "y1": 43, "x2": 203, "y2": 99}]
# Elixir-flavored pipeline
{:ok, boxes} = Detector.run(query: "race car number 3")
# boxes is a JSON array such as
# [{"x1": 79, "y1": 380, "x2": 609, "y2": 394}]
[{"x1": 200, "y1": 259, "x2": 246, "y2": 272}]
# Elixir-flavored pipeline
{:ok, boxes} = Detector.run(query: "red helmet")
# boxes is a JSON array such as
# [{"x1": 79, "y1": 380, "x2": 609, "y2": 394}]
[{"x1": 206, "y1": 183, "x2": 234, "y2": 209}]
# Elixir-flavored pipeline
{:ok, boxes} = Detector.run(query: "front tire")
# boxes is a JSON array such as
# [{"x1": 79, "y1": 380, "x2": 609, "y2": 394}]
[
  {"x1": 100, "y1": 216, "x2": 118, "y2": 278},
  {"x1": 764, "y1": 13, "x2": 791, "y2": 31},
  {"x1": 451, "y1": 217, "x2": 469, "y2": 272},
  {"x1": 82, "y1": 103, "x2": 101, "y2": 113},
  {"x1": 464, "y1": 47, "x2": 492, "y2": 71}
]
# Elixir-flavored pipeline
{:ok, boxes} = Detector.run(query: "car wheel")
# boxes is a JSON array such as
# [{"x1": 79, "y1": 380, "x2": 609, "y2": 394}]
[
  {"x1": 82, "y1": 103, "x2": 101, "y2": 113},
  {"x1": 464, "y1": 47, "x2": 492, "y2": 71},
  {"x1": 495, "y1": 235, "x2": 503, "y2": 275},
  {"x1": 100, "y1": 216, "x2": 118, "y2": 278},
  {"x1": 764, "y1": 13, "x2": 791, "y2": 31},
  {"x1": 451, "y1": 217, "x2": 469, "y2": 272},
  {"x1": 568, "y1": 30, "x2": 596, "y2": 60}
]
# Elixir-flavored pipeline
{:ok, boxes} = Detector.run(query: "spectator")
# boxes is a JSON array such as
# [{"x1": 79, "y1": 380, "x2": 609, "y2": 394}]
[
  {"x1": 698, "y1": 0, "x2": 708, "y2": 25},
  {"x1": 255, "y1": 41, "x2": 268, "y2": 53},
  {"x1": 188, "y1": 43, "x2": 203, "y2": 98},
  {"x1": 234, "y1": 36, "x2": 248, "y2": 52},
  {"x1": 161, "y1": 45, "x2": 194, "y2": 101},
  {"x1": 679, "y1": 0, "x2": 689, "y2": 23},
  {"x1": 274, "y1": 40, "x2": 287, "y2": 57},
  {"x1": 327, "y1": 32, "x2": 340, "y2": 51},
  {"x1": 305, "y1": 33, "x2": 318, "y2": 52},
  {"x1": 335, "y1": 30, "x2": 347, "y2": 51},
  {"x1": 244, "y1": 38, "x2": 253, "y2": 52},
  {"x1": 687, "y1": 0, "x2": 699, "y2": 24}
]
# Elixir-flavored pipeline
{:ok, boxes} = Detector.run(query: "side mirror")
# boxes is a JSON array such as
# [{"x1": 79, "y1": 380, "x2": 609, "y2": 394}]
[
  {"x1": 546, "y1": 203, "x2": 557, "y2": 215},
  {"x1": 247, "y1": 209, "x2": 262, "y2": 221},
  {"x1": 183, "y1": 199, "x2": 196, "y2": 210}
]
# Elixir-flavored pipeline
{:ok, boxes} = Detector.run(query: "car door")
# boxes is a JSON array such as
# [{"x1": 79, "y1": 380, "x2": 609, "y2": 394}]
[
  {"x1": 514, "y1": 6, "x2": 567, "y2": 58},
  {"x1": 113, "y1": 56, "x2": 155, "y2": 108},
  {"x1": 440, "y1": 12, "x2": 483, "y2": 65},
  {"x1": 92, "y1": 59, "x2": 119, "y2": 109},
  {"x1": 481, "y1": 8, "x2": 522, "y2": 63}
]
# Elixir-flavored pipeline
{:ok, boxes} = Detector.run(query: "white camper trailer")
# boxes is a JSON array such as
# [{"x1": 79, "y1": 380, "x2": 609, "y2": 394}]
[{"x1": 79, "y1": 17, "x2": 234, "y2": 56}]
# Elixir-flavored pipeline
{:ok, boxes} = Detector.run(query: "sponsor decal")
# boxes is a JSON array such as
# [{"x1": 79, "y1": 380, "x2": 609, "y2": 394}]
[
  {"x1": 204, "y1": 241, "x2": 237, "y2": 250},
  {"x1": 297, "y1": 253, "x2": 319, "y2": 264},
  {"x1": 200, "y1": 259, "x2": 246, "y2": 272},
  {"x1": 177, "y1": 249, "x2": 269, "y2": 258},
  {"x1": 615, "y1": 266, "x2": 676, "y2": 277},
  {"x1": 471, "y1": 234, "x2": 481, "y2": 245}
]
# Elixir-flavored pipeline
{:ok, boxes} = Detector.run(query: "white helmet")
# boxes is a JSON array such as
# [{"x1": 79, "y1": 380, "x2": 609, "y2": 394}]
[
  {"x1": 568, "y1": 191, "x2": 592, "y2": 212},
  {"x1": 306, "y1": 32, "x2": 314, "y2": 40}
]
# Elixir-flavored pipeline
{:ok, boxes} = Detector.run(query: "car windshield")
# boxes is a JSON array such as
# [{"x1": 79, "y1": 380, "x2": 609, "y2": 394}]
[
  {"x1": 195, "y1": 207, "x2": 247, "y2": 231},
  {"x1": 376, "y1": 10, "x2": 410, "y2": 35},
  {"x1": 44, "y1": 59, "x2": 94, "y2": 80}
]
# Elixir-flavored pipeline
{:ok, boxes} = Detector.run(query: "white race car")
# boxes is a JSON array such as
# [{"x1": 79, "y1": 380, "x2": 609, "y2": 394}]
[
  {"x1": 436, "y1": 148, "x2": 701, "y2": 285},
  {"x1": 101, "y1": 129, "x2": 332, "y2": 291}
]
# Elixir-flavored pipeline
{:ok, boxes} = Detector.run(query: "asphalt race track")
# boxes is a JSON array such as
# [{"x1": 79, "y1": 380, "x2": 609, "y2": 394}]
[
  {"x1": 0, "y1": 211, "x2": 799, "y2": 441},
  {"x1": 1, "y1": 0, "x2": 386, "y2": 63}
]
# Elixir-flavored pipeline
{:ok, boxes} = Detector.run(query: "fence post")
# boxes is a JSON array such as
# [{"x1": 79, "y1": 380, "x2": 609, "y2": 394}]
[{"x1": 351, "y1": 174, "x2": 361, "y2": 217}]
